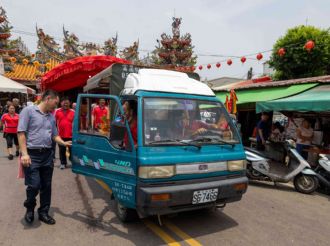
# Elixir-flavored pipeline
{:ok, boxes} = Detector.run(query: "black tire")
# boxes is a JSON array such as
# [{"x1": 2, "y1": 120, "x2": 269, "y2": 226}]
[
  {"x1": 114, "y1": 199, "x2": 138, "y2": 222},
  {"x1": 294, "y1": 174, "x2": 318, "y2": 194}
]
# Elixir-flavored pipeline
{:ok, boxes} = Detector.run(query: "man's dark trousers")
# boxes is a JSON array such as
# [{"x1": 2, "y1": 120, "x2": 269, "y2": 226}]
[
  {"x1": 24, "y1": 148, "x2": 54, "y2": 215},
  {"x1": 58, "y1": 138, "x2": 72, "y2": 165}
]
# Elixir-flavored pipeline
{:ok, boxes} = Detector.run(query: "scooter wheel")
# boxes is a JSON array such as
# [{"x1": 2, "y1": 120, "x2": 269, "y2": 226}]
[
  {"x1": 114, "y1": 199, "x2": 138, "y2": 222},
  {"x1": 294, "y1": 174, "x2": 318, "y2": 194}
]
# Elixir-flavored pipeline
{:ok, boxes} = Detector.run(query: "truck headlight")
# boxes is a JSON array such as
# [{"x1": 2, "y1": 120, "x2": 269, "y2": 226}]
[
  {"x1": 227, "y1": 160, "x2": 246, "y2": 171},
  {"x1": 139, "y1": 166, "x2": 175, "y2": 179}
]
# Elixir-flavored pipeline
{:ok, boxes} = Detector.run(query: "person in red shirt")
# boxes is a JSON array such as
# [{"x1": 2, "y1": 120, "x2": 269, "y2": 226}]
[
  {"x1": 1, "y1": 104, "x2": 19, "y2": 160},
  {"x1": 55, "y1": 97, "x2": 75, "y2": 169},
  {"x1": 181, "y1": 110, "x2": 218, "y2": 138},
  {"x1": 122, "y1": 100, "x2": 137, "y2": 150},
  {"x1": 92, "y1": 99, "x2": 109, "y2": 131}
]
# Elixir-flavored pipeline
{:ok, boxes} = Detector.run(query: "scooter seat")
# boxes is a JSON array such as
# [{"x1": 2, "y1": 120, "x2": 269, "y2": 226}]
[{"x1": 244, "y1": 146, "x2": 268, "y2": 159}]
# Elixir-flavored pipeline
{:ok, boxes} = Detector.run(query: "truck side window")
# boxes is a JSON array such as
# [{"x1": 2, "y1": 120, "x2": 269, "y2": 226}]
[
  {"x1": 78, "y1": 96, "x2": 134, "y2": 151},
  {"x1": 78, "y1": 97, "x2": 112, "y2": 137},
  {"x1": 110, "y1": 100, "x2": 137, "y2": 151}
]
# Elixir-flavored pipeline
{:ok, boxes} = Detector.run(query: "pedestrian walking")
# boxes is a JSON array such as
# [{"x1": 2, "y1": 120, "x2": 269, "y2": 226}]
[
  {"x1": 256, "y1": 112, "x2": 271, "y2": 151},
  {"x1": 1, "y1": 104, "x2": 19, "y2": 160},
  {"x1": 17, "y1": 89, "x2": 71, "y2": 225},
  {"x1": 55, "y1": 97, "x2": 75, "y2": 169},
  {"x1": 1, "y1": 100, "x2": 11, "y2": 116},
  {"x1": 12, "y1": 98, "x2": 22, "y2": 114}
]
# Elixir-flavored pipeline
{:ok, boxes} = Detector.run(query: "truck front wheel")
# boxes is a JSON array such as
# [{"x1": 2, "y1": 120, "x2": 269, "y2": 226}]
[{"x1": 114, "y1": 199, "x2": 137, "y2": 222}]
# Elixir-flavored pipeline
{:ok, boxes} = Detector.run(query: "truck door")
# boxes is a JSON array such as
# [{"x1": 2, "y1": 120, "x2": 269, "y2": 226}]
[{"x1": 71, "y1": 94, "x2": 137, "y2": 209}]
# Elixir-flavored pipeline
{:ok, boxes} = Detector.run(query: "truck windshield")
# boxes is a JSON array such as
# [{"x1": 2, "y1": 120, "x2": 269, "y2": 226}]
[{"x1": 143, "y1": 98, "x2": 240, "y2": 146}]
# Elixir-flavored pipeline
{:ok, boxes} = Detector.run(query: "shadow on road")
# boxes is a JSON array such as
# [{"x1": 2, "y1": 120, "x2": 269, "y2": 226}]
[
  {"x1": 82, "y1": 175, "x2": 239, "y2": 240},
  {"x1": 20, "y1": 217, "x2": 42, "y2": 229},
  {"x1": 161, "y1": 208, "x2": 239, "y2": 237},
  {"x1": 249, "y1": 180, "x2": 330, "y2": 200},
  {"x1": 249, "y1": 180, "x2": 296, "y2": 193},
  {"x1": 52, "y1": 175, "x2": 154, "y2": 246},
  {"x1": 315, "y1": 188, "x2": 330, "y2": 200}
]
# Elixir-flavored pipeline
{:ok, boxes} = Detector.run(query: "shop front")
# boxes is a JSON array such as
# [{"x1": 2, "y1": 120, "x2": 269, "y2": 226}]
[
  {"x1": 256, "y1": 84, "x2": 330, "y2": 165},
  {"x1": 213, "y1": 75, "x2": 328, "y2": 145}
]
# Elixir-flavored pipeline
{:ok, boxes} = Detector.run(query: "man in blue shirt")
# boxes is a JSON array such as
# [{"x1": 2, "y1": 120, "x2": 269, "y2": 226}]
[
  {"x1": 18, "y1": 90, "x2": 71, "y2": 225},
  {"x1": 256, "y1": 112, "x2": 270, "y2": 151}
]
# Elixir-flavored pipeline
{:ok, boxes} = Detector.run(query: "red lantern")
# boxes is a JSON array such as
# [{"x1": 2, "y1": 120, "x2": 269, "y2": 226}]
[
  {"x1": 277, "y1": 48, "x2": 286, "y2": 57},
  {"x1": 207, "y1": 64, "x2": 211, "y2": 69},
  {"x1": 227, "y1": 59, "x2": 232, "y2": 66},
  {"x1": 240, "y1": 57, "x2": 246, "y2": 63},
  {"x1": 256, "y1": 53, "x2": 263, "y2": 61},
  {"x1": 191, "y1": 66, "x2": 195, "y2": 71},
  {"x1": 198, "y1": 65, "x2": 203, "y2": 70},
  {"x1": 216, "y1": 62, "x2": 221, "y2": 68},
  {"x1": 304, "y1": 40, "x2": 315, "y2": 52}
]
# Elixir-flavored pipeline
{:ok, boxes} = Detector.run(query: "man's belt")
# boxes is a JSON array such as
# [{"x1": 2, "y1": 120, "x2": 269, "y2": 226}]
[{"x1": 27, "y1": 148, "x2": 52, "y2": 153}]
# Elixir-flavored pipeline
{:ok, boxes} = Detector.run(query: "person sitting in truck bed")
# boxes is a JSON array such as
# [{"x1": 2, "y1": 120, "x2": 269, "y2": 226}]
[{"x1": 92, "y1": 99, "x2": 109, "y2": 132}]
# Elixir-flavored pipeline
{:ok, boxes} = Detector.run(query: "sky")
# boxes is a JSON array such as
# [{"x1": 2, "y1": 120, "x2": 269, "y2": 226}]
[{"x1": 2, "y1": 0, "x2": 330, "y2": 81}]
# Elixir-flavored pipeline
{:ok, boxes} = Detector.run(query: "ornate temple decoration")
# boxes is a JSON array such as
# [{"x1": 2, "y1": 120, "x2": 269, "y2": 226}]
[
  {"x1": 63, "y1": 26, "x2": 83, "y2": 58},
  {"x1": 103, "y1": 33, "x2": 118, "y2": 56},
  {"x1": 0, "y1": 7, "x2": 16, "y2": 72},
  {"x1": 152, "y1": 17, "x2": 197, "y2": 67},
  {"x1": 36, "y1": 26, "x2": 64, "y2": 63},
  {"x1": 120, "y1": 40, "x2": 139, "y2": 62}
]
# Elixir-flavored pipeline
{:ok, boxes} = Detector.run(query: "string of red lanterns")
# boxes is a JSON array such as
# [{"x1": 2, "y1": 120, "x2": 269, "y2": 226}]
[{"x1": 195, "y1": 40, "x2": 315, "y2": 70}]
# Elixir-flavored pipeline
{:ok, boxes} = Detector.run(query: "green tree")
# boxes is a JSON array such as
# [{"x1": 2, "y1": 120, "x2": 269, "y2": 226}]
[{"x1": 269, "y1": 25, "x2": 330, "y2": 80}]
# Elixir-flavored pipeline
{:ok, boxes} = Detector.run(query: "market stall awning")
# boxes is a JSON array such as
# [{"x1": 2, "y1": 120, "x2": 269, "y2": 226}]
[
  {"x1": 41, "y1": 55, "x2": 131, "y2": 92},
  {"x1": 216, "y1": 83, "x2": 318, "y2": 104},
  {"x1": 256, "y1": 85, "x2": 330, "y2": 113},
  {"x1": 0, "y1": 75, "x2": 35, "y2": 94}
]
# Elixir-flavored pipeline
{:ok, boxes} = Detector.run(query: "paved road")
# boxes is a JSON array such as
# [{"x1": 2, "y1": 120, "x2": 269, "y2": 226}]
[{"x1": 0, "y1": 139, "x2": 329, "y2": 246}]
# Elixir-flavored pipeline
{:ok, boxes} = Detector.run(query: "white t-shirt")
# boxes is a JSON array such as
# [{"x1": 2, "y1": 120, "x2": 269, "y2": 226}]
[{"x1": 296, "y1": 126, "x2": 313, "y2": 145}]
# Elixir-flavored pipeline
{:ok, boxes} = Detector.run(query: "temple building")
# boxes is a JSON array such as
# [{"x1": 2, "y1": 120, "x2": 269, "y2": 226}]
[{"x1": 1, "y1": 5, "x2": 197, "y2": 92}]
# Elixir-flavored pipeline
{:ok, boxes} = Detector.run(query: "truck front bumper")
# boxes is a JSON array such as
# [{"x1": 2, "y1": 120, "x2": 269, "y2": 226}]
[{"x1": 136, "y1": 176, "x2": 248, "y2": 217}]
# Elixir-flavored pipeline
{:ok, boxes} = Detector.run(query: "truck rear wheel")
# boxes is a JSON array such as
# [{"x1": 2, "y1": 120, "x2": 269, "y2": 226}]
[{"x1": 114, "y1": 199, "x2": 137, "y2": 222}]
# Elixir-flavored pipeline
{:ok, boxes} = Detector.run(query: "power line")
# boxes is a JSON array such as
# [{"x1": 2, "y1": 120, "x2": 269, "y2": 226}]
[
  {"x1": 11, "y1": 28, "x2": 319, "y2": 68},
  {"x1": 11, "y1": 28, "x2": 272, "y2": 59}
]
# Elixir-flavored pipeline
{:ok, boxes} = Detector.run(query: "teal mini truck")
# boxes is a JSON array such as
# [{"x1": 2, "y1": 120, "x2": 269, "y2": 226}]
[{"x1": 72, "y1": 65, "x2": 248, "y2": 222}]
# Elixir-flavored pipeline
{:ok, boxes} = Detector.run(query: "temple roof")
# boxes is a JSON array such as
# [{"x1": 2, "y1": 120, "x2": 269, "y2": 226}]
[{"x1": 5, "y1": 59, "x2": 60, "y2": 82}]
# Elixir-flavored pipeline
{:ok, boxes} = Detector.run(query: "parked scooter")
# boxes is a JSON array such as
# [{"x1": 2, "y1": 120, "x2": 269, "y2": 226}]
[
  {"x1": 245, "y1": 140, "x2": 319, "y2": 194},
  {"x1": 314, "y1": 154, "x2": 330, "y2": 194}
]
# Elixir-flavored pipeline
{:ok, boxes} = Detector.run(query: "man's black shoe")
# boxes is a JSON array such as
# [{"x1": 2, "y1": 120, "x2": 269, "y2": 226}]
[
  {"x1": 8, "y1": 154, "x2": 14, "y2": 160},
  {"x1": 38, "y1": 214, "x2": 56, "y2": 225},
  {"x1": 24, "y1": 211, "x2": 34, "y2": 224},
  {"x1": 16, "y1": 150, "x2": 19, "y2": 156}
]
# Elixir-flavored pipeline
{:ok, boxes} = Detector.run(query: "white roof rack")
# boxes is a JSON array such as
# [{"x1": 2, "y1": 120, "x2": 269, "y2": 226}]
[{"x1": 122, "y1": 69, "x2": 215, "y2": 96}]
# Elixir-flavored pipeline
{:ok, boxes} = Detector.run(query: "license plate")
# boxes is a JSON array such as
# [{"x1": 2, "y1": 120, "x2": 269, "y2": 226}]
[{"x1": 192, "y1": 188, "x2": 218, "y2": 204}]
